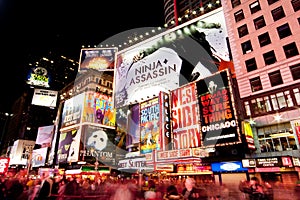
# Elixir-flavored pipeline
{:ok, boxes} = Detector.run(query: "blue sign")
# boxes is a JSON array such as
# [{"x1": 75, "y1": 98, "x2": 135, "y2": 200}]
[{"x1": 211, "y1": 161, "x2": 248, "y2": 172}]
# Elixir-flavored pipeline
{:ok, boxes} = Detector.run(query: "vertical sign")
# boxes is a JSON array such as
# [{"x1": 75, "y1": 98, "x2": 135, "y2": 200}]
[
  {"x1": 171, "y1": 83, "x2": 201, "y2": 149},
  {"x1": 197, "y1": 70, "x2": 240, "y2": 146},
  {"x1": 140, "y1": 98, "x2": 160, "y2": 154},
  {"x1": 159, "y1": 91, "x2": 171, "y2": 151},
  {"x1": 61, "y1": 93, "x2": 84, "y2": 129},
  {"x1": 127, "y1": 104, "x2": 140, "y2": 148}
]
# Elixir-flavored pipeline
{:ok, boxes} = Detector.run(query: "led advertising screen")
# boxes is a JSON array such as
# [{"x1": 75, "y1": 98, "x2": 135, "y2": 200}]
[
  {"x1": 79, "y1": 47, "x2": 117, "y2": 72},
  {"x1": 31, "y1": 88, "x2": 58, "y2": 108},
  {"x1": 114, "y1": 8, "x2": 230, "y2": 108}
]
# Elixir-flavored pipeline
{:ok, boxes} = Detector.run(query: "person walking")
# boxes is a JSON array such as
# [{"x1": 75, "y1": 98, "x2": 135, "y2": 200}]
[
  {"x1": 163, "y1": 184, "x2": 184, "y2": 200},
  {"x1": 181, "y1": 178, "x2": 208, "y2": 200}
]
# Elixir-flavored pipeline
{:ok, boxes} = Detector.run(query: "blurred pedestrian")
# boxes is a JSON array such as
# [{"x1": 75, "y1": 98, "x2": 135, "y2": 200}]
[
  {"x1": 163, "y1": 184, "x2": 183, "y2": 200},
  {"x1": 182, "y1": 177, "x2": 208, "y2": 200},
  {"x1": 239, "y1": 177, "x2": 266, "y2": 200}
]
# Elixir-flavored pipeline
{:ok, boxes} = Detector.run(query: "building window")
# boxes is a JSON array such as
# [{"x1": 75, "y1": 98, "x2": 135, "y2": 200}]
[
  {"x1": 293, "y1": 88, "x2": 300, "y2": 105},
  {"x1": 231, "y1": 0, "x2": 241, "y2": 8},
  {"x1": 253, "y1": 16, "x2": 266, "y2": 30},
  {"x1": 271, "y1": 6, "x2": 286, "y2": 21},
  {"x1": 258, "y1": 123, "x2": 297, "y2": 153},
  {"x1": 234, "y1": 9, "x2": 245, "y2": 22},
  {"x1": 277, "y1": 23, "x2": 292, "y2": 39},
  {"x1": 283, "y1": 42, "x2": 299, "y2": 58},
  {"x1": 250, "y1": 77, "x2": 263, "y2": 92},
  {"x1": 238, "y1": 24, "x2": 249, "y2": 38},
  {"x1": 241, "y1": 40, "x2": 253, "y2": 54},
  {"x1": 246, "y1": 58, "x2": 257, "y2": 72},
  {"x1": 250, "y1": 1, "x2": 261, "y2": 14},
  {"x1": 269, "y1": 70, "x2": 283, "y2": 87},
  {"x1": 290, "y1": 63, "x2": 300, "y2": 80},
  {"x1": 244, "y1": 101, "x2": 251, "y2": 116},
  {"x1": 263, "y1": 50, "x2": 277, "y2": 65},
  {"x1": 251, "y1": 97, "x2": 267, "y2": 115},
  {"x1": 268, "y1": 0, "x2": 279, "y2": 5},
  {"x1": 258, "y1": 32, "x2": 271, "y2": 47},
  {"x1": 292, "y1": 0, "x2": 300, "y2": 12}
]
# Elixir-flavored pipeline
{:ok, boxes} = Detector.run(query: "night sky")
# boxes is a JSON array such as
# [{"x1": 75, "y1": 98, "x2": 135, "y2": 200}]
[{"x1": 0, "y1": 0, "x2": 165, "y2": 112}]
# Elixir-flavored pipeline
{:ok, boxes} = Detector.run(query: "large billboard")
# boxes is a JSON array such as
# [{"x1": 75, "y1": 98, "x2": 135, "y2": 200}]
[
  {"x1": 171, "y1": 82, "x2": 201, "y2": 150},
  {"x1": 35, "y1": 125, "x2": 54, "y2": 145},
  {"x1": 140, "y1": 98, "x2": 161, "y2": 154},
  {"x1": 31, "y1": 147, "x2": 48, "y2": 168},
  {"x1": 197, "y1": 70, "x2": 241, "y2": 146},
  {"x1": 57, "y1": 128, "x2": 82, "y2": 163},
  {"x1": 83, "y1": 125, "x2": 116, "y2": 166},
  {"x1": 31, "y1": 89, "x2": 58, "y2": 108},
  {"x1": 79, "y1": 47, "x2": 117, "y2": 72},
  {"x1": 82, "y1": 91, "x2": 115, "y2": 127},
  {"x1": 61, "y1": 93, "x2": 84, "y2": 129},
  {"x1": 114, "y1": 8, "x2": 230, "y2": 108}
]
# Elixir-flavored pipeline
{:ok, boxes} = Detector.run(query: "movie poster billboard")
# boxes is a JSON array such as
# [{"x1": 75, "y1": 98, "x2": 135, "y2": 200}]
[
  {"x1": 140, "y1": 98, "x2": 160, "y2": 154},
  {"x1": 114, "y1": 7, "x2": 229, "y2": 108},
  {"x1": 171, "y1": 83, "x2": 201, "y2": 150},
  {"x1": 79, "y1": 47, "x2": 117, "y2": 72},
  {"x1": 84, "y1": 125, "x2": 116, "y2": 166},
  {"x1": 82, "y1": 91, "x2": 115, "y2": 127},
  {"x1": 35, "y1": 125, "x2": 54, "y2": 145},
  {"x1": 31, "y1": 147, "x2": 48, "y2": 168},
  {"x1": 57, "y1": 128, "x2": 82, "y2": 163},
  {"x1": 197, "y1": 70, "x2": 241, "y2": 146},
  {"x1": 61, "y1": 93, "x2": 84, "y2": 129}
]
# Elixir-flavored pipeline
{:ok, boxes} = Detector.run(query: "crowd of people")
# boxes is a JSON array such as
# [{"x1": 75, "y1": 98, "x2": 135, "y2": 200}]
[{"x1": 0, "y1": 173, "x2": 297, "y2": 200}]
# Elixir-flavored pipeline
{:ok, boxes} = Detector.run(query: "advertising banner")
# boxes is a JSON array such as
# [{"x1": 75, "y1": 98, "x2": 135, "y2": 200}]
[
  {"x1": 197, "y1": 70, "x2": 240, "y2": 146},
  {"x1": 0, "y1": 158, "x2": 10, "y2": 175},
  {"x1": 31, "y1": 88, "x2": 58, "y2": 108},
  {"x1": 114, "y1": 8, "x2": 229, "y2": 108},
  {"x1": 57, "y1": 128, "x2": 82, "y2": 163},
  {"x1": 61, "y1": 93, "x2": 84, "y2": 129},
  {"x1": 79, "y1": 47, "x2": 117, "y2": 72},
  {"x1": 36, "y1": 125, "x2": 54, "y2": 145},
  {"x1": 126, "y1": 104, "x2": 140, "y2": 147},
  {"x1": 171, "y1": 83, "x2": 201, "y2": 149},
  {"x1": 31, "y1": 147, "x2": 48, "y2": 168},
  {"x1": 83, "y1": 125, "x2": 116, "y2": 166},
  {"x1": 140, "y1": 98, "x2": 160, "y2": 154},
  {"x1": 242, "y1": 121, "x2": 256, "y2": 150},
  {"x1": 82, "y1": 91, "x2": 115, "y2": 127}
]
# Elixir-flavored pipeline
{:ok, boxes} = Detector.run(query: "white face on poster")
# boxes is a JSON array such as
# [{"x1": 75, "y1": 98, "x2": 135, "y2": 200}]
[{"x1": 87, "y1": 130, "x2": 108, "y2": 151}]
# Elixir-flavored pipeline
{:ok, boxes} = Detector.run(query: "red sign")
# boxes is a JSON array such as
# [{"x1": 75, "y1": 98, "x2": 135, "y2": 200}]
[
  {"x1": 171, "y1": 83, "x2": 201, "y2": 149},
  {"x1": 0, "y1": 158, "x2": 10, "y2": 175}
]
